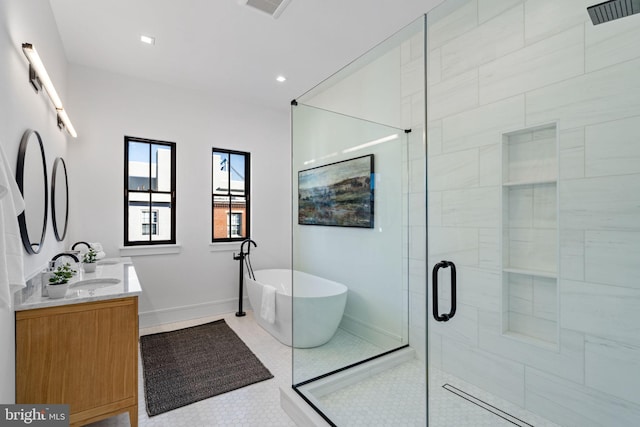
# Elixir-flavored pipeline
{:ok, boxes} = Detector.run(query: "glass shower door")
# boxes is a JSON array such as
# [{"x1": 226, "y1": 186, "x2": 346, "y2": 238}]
[{"x1": 426, "y1": 0, "x2": 640, "y2": 426}]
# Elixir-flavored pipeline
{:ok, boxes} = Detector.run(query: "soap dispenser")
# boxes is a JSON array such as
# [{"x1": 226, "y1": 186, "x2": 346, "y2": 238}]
[{"x1": 41, "y1": 261, "x2": 56, "y2": 297}]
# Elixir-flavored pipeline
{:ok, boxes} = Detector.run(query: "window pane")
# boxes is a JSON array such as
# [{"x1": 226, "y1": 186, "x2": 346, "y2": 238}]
[
  {"x1": 230, "y1": 153, "x2": 246, "y2": 197},
  {"x1": 151, "y1": 194, "x2": 172, "y2": 241},
  {"x1": 128, "y1": 193, "x2": 150, "y2": 242},
  {"x1": 129, "y1": 192, "x2": 148, "y2": 203},
  {"x1": 212, "y1": 196, "x2": 230, "y2": 239},
  {"x1": 212, "y1": 151, "x2": 229, "y2": 195},
  {"x1": 128, "y1": 142, "x2": 150, "y2": 190},
  {"x1": 152, "y1": 144, "x2": 172, "y2": 191}
]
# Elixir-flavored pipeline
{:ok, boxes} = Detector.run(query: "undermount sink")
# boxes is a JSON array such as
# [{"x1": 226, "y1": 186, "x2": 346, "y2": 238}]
[{"x1": 70, "y1": 278, "x2": 121, "y2": 290}]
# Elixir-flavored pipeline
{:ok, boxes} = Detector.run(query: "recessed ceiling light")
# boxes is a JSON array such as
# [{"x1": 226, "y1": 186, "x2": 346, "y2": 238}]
[
  {"x1": 276, "y1": 75, "x2": 286, "y2": 83},
  {"x1": 140, "y1": 35, "x2": 155, "y2": 45}
]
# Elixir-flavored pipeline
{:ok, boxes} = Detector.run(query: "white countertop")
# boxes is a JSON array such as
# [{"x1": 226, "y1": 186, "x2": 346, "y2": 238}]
[{"x1": 15, "y1": 257, "x2": 143, "y2": 311}]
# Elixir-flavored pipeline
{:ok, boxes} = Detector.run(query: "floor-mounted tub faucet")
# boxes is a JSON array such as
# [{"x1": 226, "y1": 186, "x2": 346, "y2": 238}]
[
  {"x1": 233, "y1": 239, "x2": 257, "y2": 317},
  {"x1": 240, "y1": 238, "x2": 257, "y2": 256}
]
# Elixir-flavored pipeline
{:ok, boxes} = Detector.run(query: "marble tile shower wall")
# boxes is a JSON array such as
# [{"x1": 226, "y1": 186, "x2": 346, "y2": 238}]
[{"x1": 426, "y1": 0, "x2": 640, "y2": 426}]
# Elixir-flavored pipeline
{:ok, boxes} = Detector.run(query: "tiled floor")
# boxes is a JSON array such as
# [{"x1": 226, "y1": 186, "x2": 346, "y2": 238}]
[
  {"x1": 88, "y1": 311, "x2": 296, "y2": 427},
  {"x1": 88, "y1": 311, "x2": 560, "y2": 427}
]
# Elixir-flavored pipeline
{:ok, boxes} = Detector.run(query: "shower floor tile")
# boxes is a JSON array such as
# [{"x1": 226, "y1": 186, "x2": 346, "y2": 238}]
[
  {"x1": 293, "y1": 328, "x2": 385, "y2": 383},
  {"x1": 316, "y1": 357, "x2": 427, "y2": 426},
  {"x1": 309, "y1": 353, "x2": 560, "y2": 426},
  {"x1": 429, "y1": 367, "x2": 560, "y2": 427}
]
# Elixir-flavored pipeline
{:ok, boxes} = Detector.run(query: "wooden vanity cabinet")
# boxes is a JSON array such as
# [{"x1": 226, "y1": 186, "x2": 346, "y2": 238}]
[{"x1": 16, "y1": 297, "x2": 138, "y2": 427}]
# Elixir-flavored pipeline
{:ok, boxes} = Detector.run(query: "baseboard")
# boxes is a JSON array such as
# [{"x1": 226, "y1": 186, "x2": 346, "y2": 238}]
[
  {"x1": 339, "y1": 313, "x2": 404, "y2": 349},
  {"x1": 138, "y1": 296, "x2": 251, "y2": 328}
]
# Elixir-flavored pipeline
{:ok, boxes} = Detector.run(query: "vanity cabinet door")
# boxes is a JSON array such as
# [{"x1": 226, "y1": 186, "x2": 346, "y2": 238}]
[{"x1": 16, "y1": 297, "x2": 138, "y2": 427}]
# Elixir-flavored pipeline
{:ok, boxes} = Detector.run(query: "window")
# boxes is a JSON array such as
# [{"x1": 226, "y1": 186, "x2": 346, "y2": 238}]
[
  {"x1": 212, "y1": 148, "x2": 250, "y2": 242},
  {"x1": 228, "y1": 212, "x2": 242, "y2": 238},
  {"x1": 141, "y1": 210, "x2": 159, "y2": 235},
  {"x1": 125, "y1": 136, "x2": 176, "y2": 245}
]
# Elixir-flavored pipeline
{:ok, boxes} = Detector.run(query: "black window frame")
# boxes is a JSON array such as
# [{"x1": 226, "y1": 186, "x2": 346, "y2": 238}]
[
  {"x1": 124, "y1": 136, "x2": 176, "y2": 246},
  {"x1": 211, "y1": 148, "x2": 250, "y2": 243}
]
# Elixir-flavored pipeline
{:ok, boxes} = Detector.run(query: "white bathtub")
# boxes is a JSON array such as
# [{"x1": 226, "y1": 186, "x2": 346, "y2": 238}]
[{"x1": 246, "y1": 269, "x2": 348, "y2": 348}]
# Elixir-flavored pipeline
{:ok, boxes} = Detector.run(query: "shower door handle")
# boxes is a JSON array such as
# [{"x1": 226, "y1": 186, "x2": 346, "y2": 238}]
[{"x1": 432, "y1": 260, "x2": 457, "y2": 322}]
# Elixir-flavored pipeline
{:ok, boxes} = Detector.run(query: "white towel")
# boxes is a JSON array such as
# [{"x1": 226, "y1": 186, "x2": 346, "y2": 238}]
[
  {"x1": 71, "y1": 242, "x2": 107, "y2": 260},
  {"x1": 90, "y1": 242, "x2": 106, "y2": 260},
  {"x1": 260, "y1": 285, "x2": 276, "y2": 324},
  {"x1": 0, "y1": 143, "x2": 26, "y2": 309}
]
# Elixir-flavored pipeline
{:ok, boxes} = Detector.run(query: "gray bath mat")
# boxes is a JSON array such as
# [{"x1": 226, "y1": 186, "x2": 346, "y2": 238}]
[{"x1": 140, "y1": 319, "x2": 273, "y2": 416}]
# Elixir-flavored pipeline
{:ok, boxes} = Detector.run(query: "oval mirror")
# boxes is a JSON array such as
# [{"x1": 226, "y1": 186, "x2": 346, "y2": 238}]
[
  {"x1": 51, "y1": 157, "x2": 69, "y2": 241},
  {"x1": 16, "y1": 129, "x2": 48, "y2": 254}
]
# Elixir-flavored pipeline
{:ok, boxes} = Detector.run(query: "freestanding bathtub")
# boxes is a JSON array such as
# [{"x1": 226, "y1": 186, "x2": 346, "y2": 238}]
[{"x1": 246, "y1": 269, "x2": 348, "y2": 348}]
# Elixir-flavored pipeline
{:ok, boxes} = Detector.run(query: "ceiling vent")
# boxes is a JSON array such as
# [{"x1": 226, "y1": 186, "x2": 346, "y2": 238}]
[
  {"x1": 239, "y1": 0, "x2": 293, "y2": 19},
  {"x1": 587, "y1": 0, "x2": 640, "y2": 25}
]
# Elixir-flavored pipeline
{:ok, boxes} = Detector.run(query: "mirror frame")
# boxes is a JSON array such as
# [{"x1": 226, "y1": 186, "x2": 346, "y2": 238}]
[
  {"x1": 16, "y1": 129, "x2": 48, "y2": 255},
  {"x1": 51, "y1": 157, "x2": 69, "y2": 241}
]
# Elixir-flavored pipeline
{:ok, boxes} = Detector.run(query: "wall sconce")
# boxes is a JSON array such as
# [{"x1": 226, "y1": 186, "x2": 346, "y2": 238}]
[{"x1": 22, "y1": 43, "x2": 77, "y2": 138}]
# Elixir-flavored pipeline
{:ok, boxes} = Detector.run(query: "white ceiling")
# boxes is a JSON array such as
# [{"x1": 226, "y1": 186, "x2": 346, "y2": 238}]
[{"x1": 49, "y1": 0, "x2": 442, "y2": 112}]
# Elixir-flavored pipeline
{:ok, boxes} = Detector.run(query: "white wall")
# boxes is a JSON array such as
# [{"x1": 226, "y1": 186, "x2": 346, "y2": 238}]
[
  {"x1": 0, "y1": 0, "x2": 71, "y2": 403},
  {"x1": 66, "y1": 65, "x2": 291, "y2": 327},
  {"x1": 427, "y1": 0, "x2": 640, "y2": 424}
]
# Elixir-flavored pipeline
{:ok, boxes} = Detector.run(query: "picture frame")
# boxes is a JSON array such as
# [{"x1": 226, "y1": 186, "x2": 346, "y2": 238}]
[{"x1": 298, "y1": 154, "x2": 374, "y2": 228}]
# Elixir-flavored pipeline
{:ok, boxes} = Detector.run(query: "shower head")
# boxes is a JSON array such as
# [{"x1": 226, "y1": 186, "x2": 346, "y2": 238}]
[{"x1": 587, "y1": 0, "x2": 640, "y2": 25}]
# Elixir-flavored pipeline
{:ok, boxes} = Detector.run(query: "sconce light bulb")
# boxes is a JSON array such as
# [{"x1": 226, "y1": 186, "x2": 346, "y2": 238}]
[
  {"x1": 22, "y1": 43, "x2": 77, "y2": 138},
  {"x1": 22, "y1": 44, "x2": 63, "y2": 109}
]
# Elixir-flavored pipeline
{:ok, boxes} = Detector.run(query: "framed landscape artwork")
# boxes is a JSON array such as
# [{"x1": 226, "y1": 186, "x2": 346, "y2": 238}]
[{"x1": 298, "y1": 154, "x2": 374, "y2": 228}]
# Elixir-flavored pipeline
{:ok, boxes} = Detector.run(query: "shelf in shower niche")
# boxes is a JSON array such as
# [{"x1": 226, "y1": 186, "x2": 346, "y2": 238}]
[
  {"x1": 502, "y1": 267, "x2": 557, "y2": 279},
  {"x1": 502, "y1": 179, "x2": 557, "y2": 187},
  {"x1": 502, "y1": 331, "x2": 558, "y2": 351}
]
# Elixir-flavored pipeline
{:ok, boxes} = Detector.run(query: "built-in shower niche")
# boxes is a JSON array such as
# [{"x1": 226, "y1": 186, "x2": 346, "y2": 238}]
[{"x1": 501, "y1": 124, "x2": 558, "y2": 348}]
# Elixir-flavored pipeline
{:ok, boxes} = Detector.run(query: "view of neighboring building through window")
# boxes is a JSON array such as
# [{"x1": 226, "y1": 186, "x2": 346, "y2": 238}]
[
  {"x1": 125, "y1": 136, "x2": 176, "y2": 245},
  {"x1": 142, "y1": 210, "x2": 159, "y2": 235},
  {"x1": 212, "y1": 148, "x2": 250, "y2": 241}
]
